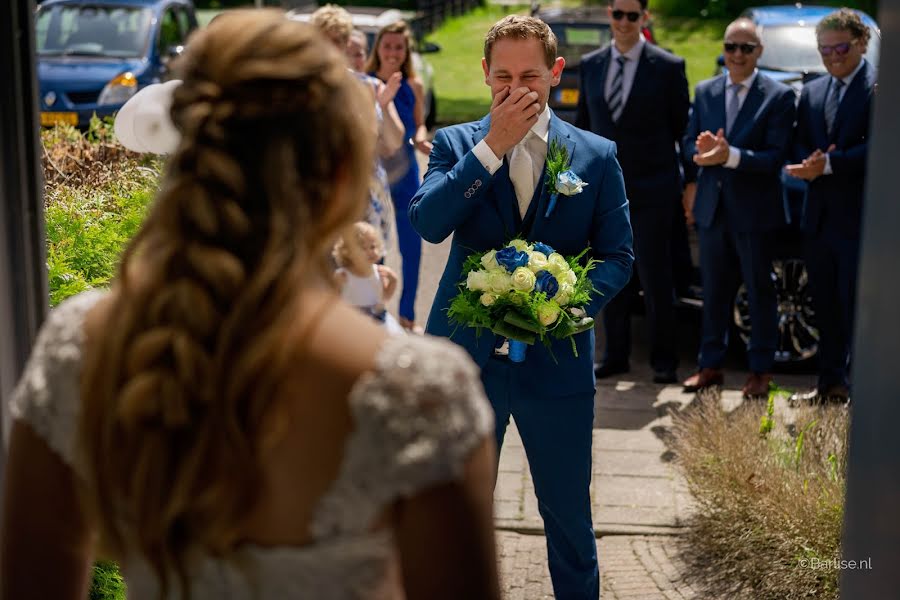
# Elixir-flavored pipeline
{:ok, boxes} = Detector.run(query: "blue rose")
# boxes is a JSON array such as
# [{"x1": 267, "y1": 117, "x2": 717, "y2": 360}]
[
  {"x1": 534, "y1": 270, "x2": 560, "y2": 298},
  {"x1": 495, "y1": 246, "x2": 530, "y2": 273},
  {"x1": 533, "y1": 242, "x2": 555, "y2": 256}
]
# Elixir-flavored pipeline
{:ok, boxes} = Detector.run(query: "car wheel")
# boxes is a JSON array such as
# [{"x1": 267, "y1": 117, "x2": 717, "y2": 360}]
[
  {"x1": 733, "y1": 258, "x2": 818, "y2": 365},
  {"x1": 425, "y1": 92, "x2": 436, "y2": 130}
]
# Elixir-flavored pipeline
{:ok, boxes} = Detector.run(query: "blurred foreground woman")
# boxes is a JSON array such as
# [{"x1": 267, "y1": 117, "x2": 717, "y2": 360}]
[{"x1": 1, "y1": 10, "x2": 499, "y2": 600}]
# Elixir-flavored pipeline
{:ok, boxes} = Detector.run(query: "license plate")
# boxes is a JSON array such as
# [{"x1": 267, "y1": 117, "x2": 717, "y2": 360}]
[
  {"x1": 558, "y1": 88, "x2": 579, "y2": 105},
  {"x1": 40, "y1": 112, "x2": 78, "y2": 126}
]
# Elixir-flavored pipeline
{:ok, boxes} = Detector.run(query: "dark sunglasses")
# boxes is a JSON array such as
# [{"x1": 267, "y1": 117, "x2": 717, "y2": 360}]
[
  {"x1": 818, "y1": 41, "x2": 853, "y2": 56},
  {"x1": 723, "y1": 42, "x2": 759, "y2": 54},
  {"x1": 611, "y1": 10, "x2": 642, "y2": 22}
]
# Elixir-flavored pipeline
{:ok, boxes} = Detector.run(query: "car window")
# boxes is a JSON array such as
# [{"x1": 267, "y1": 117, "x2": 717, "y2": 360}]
[
  {"x1": 158, "y1": 7, "x2": 185, "y2": 53},
  {"x1": 175, "y1": 6, "x2": 194, "y2": 39},
  {"x1": 550, "y1": 24, "x2": 612, "y2": 68},
  {"x1": 35, "y1": 4, "x2": 151, "y2": 58},
  {"x1": 759, "y1": 24, "x2": 880, "y2": 72}
]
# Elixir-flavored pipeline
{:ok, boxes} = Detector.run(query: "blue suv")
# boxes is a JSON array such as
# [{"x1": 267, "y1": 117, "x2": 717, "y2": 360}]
[{"x1": 35, "y1": 0, "x2": 198, "y2": 128}]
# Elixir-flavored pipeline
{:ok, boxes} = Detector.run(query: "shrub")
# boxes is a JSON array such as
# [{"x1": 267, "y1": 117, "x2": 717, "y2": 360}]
[
  {"x1": 41, "y1": 121, "x2": 160, "y2": 598},
  {"x1": 42, "y1": 119, "x2": 161, "y2": 306},
  {"x1": 672, "y1": 391, "x2": 848, "y2": 600}
]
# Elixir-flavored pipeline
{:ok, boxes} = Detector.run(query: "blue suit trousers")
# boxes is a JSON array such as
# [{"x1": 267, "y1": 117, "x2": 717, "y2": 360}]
[
  {"x1": 698, "y1": 211, "x2": 777, "y2": 373},
  {"x1": 483, "y1": 356, "x2": 599, "y2": 600}
]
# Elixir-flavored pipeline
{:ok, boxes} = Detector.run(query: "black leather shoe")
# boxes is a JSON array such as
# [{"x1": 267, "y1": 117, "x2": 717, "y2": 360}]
[
  {"x1": 594, "y1": 362, "x2": 630, "y2": 378},
  {"x1": 653, "y1": 370, "x2": 678, "y2": 384}
]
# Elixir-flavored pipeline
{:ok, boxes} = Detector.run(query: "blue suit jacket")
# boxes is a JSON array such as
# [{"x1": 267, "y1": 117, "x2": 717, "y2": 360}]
[
  {"x1": 576, "y1": 43, "x2": 690, "y2": 209},
  {"x1": 684, "y1": 73, "x2": 796, "y2": 233},
  {"x1": 794, "y1": 60, "x2": 876, "y2": 237},
  {"x1": 409, "y1": 112, "x2": 634, "y2": 396}
]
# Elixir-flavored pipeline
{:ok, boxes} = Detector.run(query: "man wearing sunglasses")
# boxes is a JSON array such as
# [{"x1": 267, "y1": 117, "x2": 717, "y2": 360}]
[
  {"x1": 576, "y1": 0, "x2": 690, "y2": 385},
  {"x1": 785, "y1": 9, "x2": 876, "y2": 405},
  {"x1": 680, "y1": 18, "x2": 795, "y2": 398}
]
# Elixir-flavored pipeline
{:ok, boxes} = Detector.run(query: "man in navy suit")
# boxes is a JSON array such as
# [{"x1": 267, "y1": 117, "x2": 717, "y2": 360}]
[
  {"x1": 409, "y1": 16, "x2": 633, "y2": 599},
  {"x1": 785, "y1": 9, "x2": 876, "y2": 403},
  {"x1": 681, "y1": 18, "x2": 795, "y2": 397},
  {"x1": 576, "y1": 0, "x2": 690, "y2": 384}
]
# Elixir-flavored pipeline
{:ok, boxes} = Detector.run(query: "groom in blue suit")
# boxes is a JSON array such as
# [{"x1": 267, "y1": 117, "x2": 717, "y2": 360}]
[{"x1": 409, "y1": 15, "x2": 633, "y2": 600}]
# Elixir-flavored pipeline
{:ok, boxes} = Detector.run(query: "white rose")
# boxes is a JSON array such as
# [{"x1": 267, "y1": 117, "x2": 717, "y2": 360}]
[
  {"x1": 480, "y1": 293, "x2": 497, "y2": 307},
  {"x1": 556, "y1": 283, "x2": 574, "y2": 306},
  {"x1": 528, "y1": 251, "x2": 549, "y2": 272},
  {"x1": 563, "y1": 269, "x2": 577, "y2": 286},
  {"x1": 466, "y1": 270, "x2": 489, "y2": 291},
  {"x1": 487, "y1": 271, "x2": 512, "y2": 294},
  {"x1": 510, "y1": 267, "x2": 536, "y2": 292},
  {"x1": 537, "y1": 303, "x2": 561, "y2": 326},
  {"x1": 547, "y1": 253, "x2": 569, "y2": 276},
  {"x1": 481, "y1": 249, "x2": 499, "y2": 271},
  {"x1": 509, "y1": 239, "x2": 531, "y2": 252}
]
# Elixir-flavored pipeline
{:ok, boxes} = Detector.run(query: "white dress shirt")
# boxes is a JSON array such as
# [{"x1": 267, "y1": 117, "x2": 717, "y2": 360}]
[
  {"x1": 723, "y1": 69, "x2": 758, "y2": 169},
  {"x1": 824, "y1": 59, "x2": 867, "y2": 175},
  {"x1": 472, "y1": 103, "x2": 551, "y2": 206},
  {"x1": 605, "y1": 37, "x2": 645, "y2": 114}
]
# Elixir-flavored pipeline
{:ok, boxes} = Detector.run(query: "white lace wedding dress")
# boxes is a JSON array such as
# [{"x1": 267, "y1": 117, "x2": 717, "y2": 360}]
[{"x1": 10, "y1": 290, "x2": 494, "y2": 599}]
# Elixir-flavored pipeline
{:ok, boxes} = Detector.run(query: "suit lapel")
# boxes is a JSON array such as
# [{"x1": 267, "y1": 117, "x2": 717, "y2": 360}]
[
  {"x1": 729, "y1": 75, "x2": 764, "y2": 143},
  {"x1": 523, "y1": 113, "x2": 576, "y2": 237},
  {"x1": 810, "y1": 78, "x2": 830, "y2": 147},
  {"x1": 472, "y1": 115, "x2": 520, "y2": 238},
  {"x1": 596, "y1": 46, "x2": 613, "y2": 111},
  {"x1": 617, "y1": 43, "x2": 650, "y2": 125},
  {"x1": 831, "y1": 60, "x2": 871, "y2": 143},
  {"x1": 711, "y1": 76, "x2": 727, "y2": 131}
]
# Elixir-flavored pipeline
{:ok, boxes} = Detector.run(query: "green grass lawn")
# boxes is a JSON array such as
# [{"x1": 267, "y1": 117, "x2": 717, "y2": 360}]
[
  {"x1": 426, "y1": 4, "x2": 530, "y2": 125},
  {"x1": 426, "y1": 5, "x2": 725, "y2": 124},
  {"x1": 652, "y1": 16, "x2": 729, "y2": 96}
]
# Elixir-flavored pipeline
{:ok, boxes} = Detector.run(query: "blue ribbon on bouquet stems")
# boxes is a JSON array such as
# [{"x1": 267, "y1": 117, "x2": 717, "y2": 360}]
[{"x1": 508, "y1": 339, "x2": 527, "y2": 362}]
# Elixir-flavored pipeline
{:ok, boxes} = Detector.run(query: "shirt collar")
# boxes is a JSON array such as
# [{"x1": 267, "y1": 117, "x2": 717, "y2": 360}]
[
  {"x1": 611, "y1": 36, "x2": 645, "y2": 62},
  {"x1": 837, "y1": 58, "x2": 866, "y2": 87},
  {"x1": 530, "y1": 103, "x2": 551, "y2": 144},
  {"x1": 728, "y1": 68, "x2": 758, "y2": 90}
]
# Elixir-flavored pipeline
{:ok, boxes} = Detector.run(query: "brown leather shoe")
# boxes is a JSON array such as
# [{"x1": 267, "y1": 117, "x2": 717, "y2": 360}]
[
  {"x1": 682, "y1": 368, "x2": 724, "y2": 392},
  {"x1": 742, "y1": 372, "x2": 773, "y2": 399}
]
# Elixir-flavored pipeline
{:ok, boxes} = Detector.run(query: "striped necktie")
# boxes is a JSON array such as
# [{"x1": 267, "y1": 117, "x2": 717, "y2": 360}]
[
  {"x1": 607, "y1": 55, "x2": 627, "y2": 123},
  {"x1": 726, "y1": 82, "x2": 743, "y2": 136},
  {"x1": 825, "y1": 78, "x2": 844, "y2": 137}
]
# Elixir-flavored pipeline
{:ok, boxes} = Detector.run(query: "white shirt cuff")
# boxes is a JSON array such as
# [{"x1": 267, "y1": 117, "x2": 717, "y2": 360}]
[
  {"x1": 824, "y1": 153, "x2": 833, "y2": 175},
  {"x1": 472, "y1": 139, "x2": 503, "y2": 175},
  {"x1": 724, "y1": 146, "x2": 741, "y2": 169}
]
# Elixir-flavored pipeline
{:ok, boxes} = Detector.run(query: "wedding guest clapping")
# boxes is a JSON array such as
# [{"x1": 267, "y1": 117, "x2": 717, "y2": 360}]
[
  {"x1": 1, "y1": 11, "x2": 500, "y2": 600},
  {"x1": 367, "y1": 20, "x2": 431, "y2": 332}
]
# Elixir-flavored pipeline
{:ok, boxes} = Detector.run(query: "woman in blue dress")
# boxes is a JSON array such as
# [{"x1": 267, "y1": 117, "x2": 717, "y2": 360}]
[{"x1": 367, "y1": 20, "x2": 432, "y2": 331}]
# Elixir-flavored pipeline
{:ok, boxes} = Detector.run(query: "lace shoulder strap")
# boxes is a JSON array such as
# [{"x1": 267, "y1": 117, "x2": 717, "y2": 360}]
[
  {"x1": 9, "y1": 290, "x2": 105, "y2": 472},
  {"x1": 311, "y1": 334, "x2": 494, "y2": 539}
]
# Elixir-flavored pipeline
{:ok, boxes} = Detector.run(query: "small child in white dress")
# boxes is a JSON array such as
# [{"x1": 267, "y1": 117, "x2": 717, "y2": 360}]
[{"x1": 333, "y1": 222, "x2": 404, "y2": 334}]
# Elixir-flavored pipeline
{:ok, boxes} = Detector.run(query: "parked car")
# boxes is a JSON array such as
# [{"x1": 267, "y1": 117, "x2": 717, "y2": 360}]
[
  {"x1": 708, "y1": 5, "x2": 880, "y2": 366},
  {"x1": 717, "y1": 4, "x2": 880, "y2": 95},
  {"x1": 286, "y1": 6, "x2": 440, "y2": 128},
  {"x1": 35, "y1": 0, "x2": 198, "y2": 128}
]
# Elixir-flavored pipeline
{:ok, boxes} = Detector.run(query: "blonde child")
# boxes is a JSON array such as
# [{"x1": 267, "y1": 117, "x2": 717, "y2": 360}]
[{"x1": 333, "y1": 222, "x2": 403, "y2": 333}]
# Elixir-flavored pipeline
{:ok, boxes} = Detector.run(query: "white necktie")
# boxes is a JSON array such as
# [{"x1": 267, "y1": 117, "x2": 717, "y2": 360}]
[{"x1": 509, "y1": 132, "x2": 535, "y2": 219}]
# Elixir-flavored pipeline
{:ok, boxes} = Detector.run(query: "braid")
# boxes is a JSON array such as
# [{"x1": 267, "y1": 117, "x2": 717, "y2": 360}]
[{"x1": 78, "y1": 9, "x2": 375, "y2": 596}]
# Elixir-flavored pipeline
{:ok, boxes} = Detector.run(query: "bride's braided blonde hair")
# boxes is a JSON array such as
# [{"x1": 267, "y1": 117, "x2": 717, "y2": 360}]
[{"x1": 78, "y1": 10, "x2": 373, "y2": 594}]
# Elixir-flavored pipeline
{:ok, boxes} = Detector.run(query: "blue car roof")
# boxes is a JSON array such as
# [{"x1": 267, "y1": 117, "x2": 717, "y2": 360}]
[
  {"x1": 743, "y1": 4, "x2": 878, "y2": 29},
  {"x1": 39, "y1": 0, "x2": 189, "y2": 8}
]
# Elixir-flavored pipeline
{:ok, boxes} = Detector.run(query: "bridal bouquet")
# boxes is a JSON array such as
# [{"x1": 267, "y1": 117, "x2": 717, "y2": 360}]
[{"x1": 447, "y1": 239, "x2": 599, "y2": 362}]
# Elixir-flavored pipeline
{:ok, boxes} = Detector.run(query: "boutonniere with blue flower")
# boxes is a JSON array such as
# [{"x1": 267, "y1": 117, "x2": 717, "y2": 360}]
[{"x1": 544, "y1": 138, "x2": 587, "y2": 218}]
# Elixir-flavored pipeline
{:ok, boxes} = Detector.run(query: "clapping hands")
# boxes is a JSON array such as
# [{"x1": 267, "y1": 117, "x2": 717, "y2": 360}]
[
  {"x1": 784, "y1": 144, "x2": 836, "y2": 181},
  {"x1": 693, "y1": 128, "x2": 730, "y2": 166}
]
